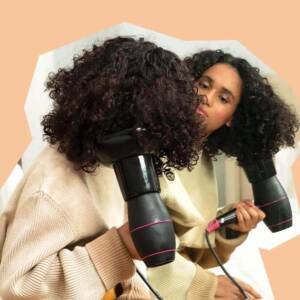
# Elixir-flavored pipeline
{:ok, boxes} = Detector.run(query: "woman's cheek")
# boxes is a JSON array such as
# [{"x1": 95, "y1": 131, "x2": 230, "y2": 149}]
[{"x1": 215, "y1": 109, "x2": 231, "y2": 125}]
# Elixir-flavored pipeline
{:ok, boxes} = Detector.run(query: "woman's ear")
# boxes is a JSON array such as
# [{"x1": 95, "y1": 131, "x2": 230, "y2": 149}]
[{"x1": 225, "y1": 119, "x2": 232, "y2": 127}]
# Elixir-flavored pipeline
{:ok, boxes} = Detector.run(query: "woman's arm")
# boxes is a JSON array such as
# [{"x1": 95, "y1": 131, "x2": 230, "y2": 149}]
[
  {"x1": 0, "y1": 191, "x2": 135, "y2": 300},
  {"x1": 147, "y1": 252, "x2": 218, "y2": 300}
]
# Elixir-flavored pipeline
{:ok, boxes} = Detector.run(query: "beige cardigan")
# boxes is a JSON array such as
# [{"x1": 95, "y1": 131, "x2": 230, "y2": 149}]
[{"x1": 0, "y1": 145, "x2": 247, "y2": 300}]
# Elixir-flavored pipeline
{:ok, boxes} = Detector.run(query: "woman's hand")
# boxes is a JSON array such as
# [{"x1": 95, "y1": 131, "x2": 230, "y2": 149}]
[
  {"x1": 118, "y1": 223, "x2": 141, "y2": 260},
  {"x1": 215, "y1": 275, "x2": 262, "y2": 299},
  {"x1": 226, "y1": 200, "x2": 266, "y2": 233}
]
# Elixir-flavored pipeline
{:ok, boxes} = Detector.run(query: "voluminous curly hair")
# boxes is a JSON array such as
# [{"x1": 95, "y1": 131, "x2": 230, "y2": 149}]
[
  {"x1": 42, "y1": 37, "x2": 205, "y2": 177},
  {"x1": 185, "y1": 50, "x2": 300, "y2": 165}
]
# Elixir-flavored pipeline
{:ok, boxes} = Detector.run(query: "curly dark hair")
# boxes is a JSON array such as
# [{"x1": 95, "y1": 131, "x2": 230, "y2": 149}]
[
  {"x1": 185, "y1": 50, "x2": 300, "y2": 165},
  {"x1": 42, "y1": 37, "x2": 205, "y2": 177}
]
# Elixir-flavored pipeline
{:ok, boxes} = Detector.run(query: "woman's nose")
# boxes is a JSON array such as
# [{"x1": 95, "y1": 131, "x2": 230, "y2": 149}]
[{"x1": 201, "y1": 93, "x2": 213, "y2": 107}]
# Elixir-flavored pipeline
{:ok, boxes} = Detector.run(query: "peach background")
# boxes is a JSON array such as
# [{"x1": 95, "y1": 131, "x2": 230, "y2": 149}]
[{"x1": 0, "y1": 1, "x2": 299, "y2": 299}]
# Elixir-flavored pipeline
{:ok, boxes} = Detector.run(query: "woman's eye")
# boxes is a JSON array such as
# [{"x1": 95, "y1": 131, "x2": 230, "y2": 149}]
[{"x1": 219, "y1": 95, "x2": 229, "y2": 103}]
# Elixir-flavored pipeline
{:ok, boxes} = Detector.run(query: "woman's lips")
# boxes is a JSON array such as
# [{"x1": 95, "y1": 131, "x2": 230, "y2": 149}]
[{"x1": 196, "y1": 106, "x2": 208, "y2": 117}]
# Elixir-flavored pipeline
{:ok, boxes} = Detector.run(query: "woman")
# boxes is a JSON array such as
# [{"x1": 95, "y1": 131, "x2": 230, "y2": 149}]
[
  {"x1": 1, "y1": 40, "x2": 295, "y2": 299},
  {"x1": 114, "y1": 51, "x2": 299, "y2": 300},
  {"x1": 158, "y1": 49, "x2": 300, "y2": 299},
  {"x1": 0, "y1": 36, "x2": 206, "y2": 299},
  {"x1": 185, "y1": 50, "x2": 299, "y2": 165}
]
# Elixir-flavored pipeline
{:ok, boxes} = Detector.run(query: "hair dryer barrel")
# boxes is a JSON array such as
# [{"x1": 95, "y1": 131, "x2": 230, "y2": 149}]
[
  {"x1": 114, "y1": 155, "x2": 176, "y2": 267},
  {"x1": 97, "y1": 128, "x2": 176, "y2": 267},
  {"x1": 242, "y1": 158, "x2": 292, "y2": 232}
]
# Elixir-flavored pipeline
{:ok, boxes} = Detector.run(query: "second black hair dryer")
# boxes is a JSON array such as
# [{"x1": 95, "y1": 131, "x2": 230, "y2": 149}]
[
  {"x1": 97, "y1": 128, "x2": 176, "y2": 267},
  {"x1": 208, "y1": 158, "x2": 293, "y2": 233},
  {"x1": 241, "y1": 158, "x2": 292, "y2": 232}
]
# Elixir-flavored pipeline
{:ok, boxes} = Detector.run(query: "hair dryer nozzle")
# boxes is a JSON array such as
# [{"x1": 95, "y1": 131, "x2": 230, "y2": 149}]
[
  {"x1": 98, "y1": 128, "x2": 176, "y2": 267},
  {"x1": 242, "y1": 158, "x2": 293, "y2": 233},
  {"x1": 114, "y1": 154, "x2": 176, "y2": 267}
]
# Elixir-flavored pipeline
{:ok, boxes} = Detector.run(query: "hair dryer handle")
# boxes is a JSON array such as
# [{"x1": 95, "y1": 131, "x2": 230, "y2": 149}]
[{"x1": 114, "y1": 155, "x2": 176, "y2": 267}]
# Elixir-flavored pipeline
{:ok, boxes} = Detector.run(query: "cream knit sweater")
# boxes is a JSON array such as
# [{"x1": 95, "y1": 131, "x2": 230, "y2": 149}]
[{"x1": 0, "y1": 145, "x2": 247, "y2": 300}]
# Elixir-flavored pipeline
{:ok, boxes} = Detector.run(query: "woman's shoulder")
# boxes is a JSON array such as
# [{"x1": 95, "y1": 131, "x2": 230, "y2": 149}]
[
  {"x1": 24, "y1": 145, "x2": 86, "y2": 197},
  {"x1": 2, "y1": 145, "x2": 103, "y2": 238},
  {"x1": 4, "y1": 145, "x2": 91, "y2": 220}
]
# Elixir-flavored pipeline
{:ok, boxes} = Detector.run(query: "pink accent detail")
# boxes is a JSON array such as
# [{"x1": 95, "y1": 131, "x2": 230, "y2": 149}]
[
  {"x1": 141, "y1": 248, "x2": 176, "y2": 260},
  {"x1": 206, "y1": 219, "x2": 221, "y2": 233},
  {"x1": 268, "y1": 218, "x2": 293, "y2": 228},
  {"x1": 130, "y1": 220, "x2": 172, "y2": 233},
  {"x1": 257, "y1": 196, "x2": 288, "y2": 209}
]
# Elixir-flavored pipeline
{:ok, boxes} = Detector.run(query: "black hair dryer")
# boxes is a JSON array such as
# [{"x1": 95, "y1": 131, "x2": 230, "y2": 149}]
[
  {"x1": 241, "y1": 158, "x2": 293, "y2": 232},
  {"x1": 97, "y1": 128, "x2": 176, "y2": 267}
]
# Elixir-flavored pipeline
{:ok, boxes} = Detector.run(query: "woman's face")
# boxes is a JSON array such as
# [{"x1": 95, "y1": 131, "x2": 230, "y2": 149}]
[{"x1": 195, "y1": 63, "x2": 242, "y2": 135}]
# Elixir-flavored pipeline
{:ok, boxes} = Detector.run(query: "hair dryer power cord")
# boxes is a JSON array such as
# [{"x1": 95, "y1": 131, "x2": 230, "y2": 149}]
[
  {"x1": 205, "y1": 229, "x2": 249, "y2": 299},
  {"x1": 136, "y1": 267, "x2": 164, "y2": 300}
]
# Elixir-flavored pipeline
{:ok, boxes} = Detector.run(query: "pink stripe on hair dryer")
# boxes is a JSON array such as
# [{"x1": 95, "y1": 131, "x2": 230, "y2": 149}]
[
  {"x1": 97, "y1": 128, "x2": 176, "y2": 267},
  {"x1": 208, "y1": 158, "x2": 292, "y2": 233}
]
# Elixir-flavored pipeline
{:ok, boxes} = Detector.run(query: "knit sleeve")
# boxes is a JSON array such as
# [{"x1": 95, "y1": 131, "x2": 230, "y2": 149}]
[
  {"x1": 147, "y1": 252, "x2": 217, "y2": 300},
  {"x1": 117, "y1": 273, "x2": 152, "y2": 300},
  {"x1": 214, "y1": 203, "x2": 248, "y2": 263},
  {"x1": 0, "y1": 191, "x2": 135, "y2": 300},
  {"x1": 181, "y1": 203, "x2": 248, "y2": 269},
  {"x1": 147, "y1": 222, "x2": 244, "y2": 300},
  {"x1": 192, "y1": 229, "x2": 248, "y2": 269}
]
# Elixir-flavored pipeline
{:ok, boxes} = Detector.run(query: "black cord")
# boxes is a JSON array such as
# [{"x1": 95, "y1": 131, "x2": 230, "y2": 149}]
[
  {"x1": 136, "y1": 231, "x2": 249, "y2": 300},
  {"x1": 136, "y1": 267, "x2": 164, "y2": 300},
  {"x1": 205, "y1": 230, "x2": 249, "y2": 300}
]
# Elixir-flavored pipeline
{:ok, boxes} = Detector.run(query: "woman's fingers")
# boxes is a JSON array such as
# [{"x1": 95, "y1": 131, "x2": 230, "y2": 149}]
[
  {"x1": 253, "y1": 205, "x2": 266, "y2": 221},
  {"x1": 239, "y1": 205, "x2": 253, "y2": 228},
  {"x1": 242, "y1": 201, "x2": 266, "y2": 225},
  {"x1": 215, "y1": 275, "x2": 262, "y2": 299},
  {"x1": 243, "y1": 205, "x2": 260, "y2": 227},
  {"x1": 228, "y1": 200, "x2": 266, "y2": 233},
  {"x1": 215, "y1": 275, "x2": 245, "y2": 299},
  {"x1": 235, "y1": 278, "x2": 263, "y2": 299}
]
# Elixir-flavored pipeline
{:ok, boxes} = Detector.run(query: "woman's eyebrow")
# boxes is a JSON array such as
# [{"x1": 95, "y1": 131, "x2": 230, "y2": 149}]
[{"x1": 199, "y1": 75, "x2": 212, "y2": 83}]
